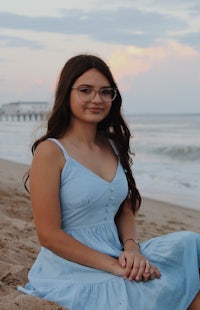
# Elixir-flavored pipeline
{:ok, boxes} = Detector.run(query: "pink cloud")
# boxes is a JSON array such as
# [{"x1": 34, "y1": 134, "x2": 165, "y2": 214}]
[{"x1": 108, "y1": 42, "x2": 198, "y2": 90}]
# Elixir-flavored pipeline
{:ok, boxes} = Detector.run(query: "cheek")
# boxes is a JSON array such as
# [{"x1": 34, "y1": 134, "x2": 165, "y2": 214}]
[
  {"x1": 105, "y1": 102, "x2": 112, "y2": 114},
  {"x1": 69, "y1": 98, "x2": 88, "y2": 120},
  {"x1": 69, "y1": 93, "x2": 81, "y2": 112}
]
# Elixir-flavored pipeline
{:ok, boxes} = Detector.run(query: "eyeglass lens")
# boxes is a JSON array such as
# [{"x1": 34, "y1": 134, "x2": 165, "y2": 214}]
[{"x1": 77, "y1": 86, "x2": 116, "y2": 101}]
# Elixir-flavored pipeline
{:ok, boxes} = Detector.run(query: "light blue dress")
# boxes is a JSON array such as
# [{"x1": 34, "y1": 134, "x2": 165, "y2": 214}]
[{"x1": 18, "y1": 138, "x2": 200, "y2": 310}]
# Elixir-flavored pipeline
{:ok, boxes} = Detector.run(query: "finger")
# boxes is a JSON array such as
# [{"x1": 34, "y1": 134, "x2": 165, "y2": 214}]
[
  {"x1": 118, "y1": 254, "x2": 126, "y2": 268},
  {"x1": 144, "y1": 260, "x2": 151, "y2": 274},
  {"x1": 129, "y1": 259, "x2": 146, "y2": 281},
  {"x1": 149, "y1": 265, "x2": 161, "y2": 280},
  {"x1": 149, "y1": 269, "x2": 156, "y2": 281},
  {"x1": 152, "y1": 266, "x2": 161, "y2": 279},
  {"x1": 123, "y1": 258, "x2": 134, "y2": 278},
  {"x1": 141, "y1": 260, "x2": 151, "y2": 282},
  {"x1": 142, "y1": 272, "x2": 150, "y2": 282}
]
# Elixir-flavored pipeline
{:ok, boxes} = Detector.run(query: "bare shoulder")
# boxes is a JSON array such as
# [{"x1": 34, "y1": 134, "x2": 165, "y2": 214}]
[
  {"x1": 32, "y1": 139, "x2": 65, "y2": 168},
  {"x1": 34, "y1": 139, "x2": 60, "y2": 155}
]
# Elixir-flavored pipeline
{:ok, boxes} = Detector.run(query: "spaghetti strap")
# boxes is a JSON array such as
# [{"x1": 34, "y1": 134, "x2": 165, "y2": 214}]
[
  {"x1": 48, "y1": 138, "x2": 68, "y2": 160},
  {"x1": 108, "y1": 139, "x2": 119, "y2": 156}
]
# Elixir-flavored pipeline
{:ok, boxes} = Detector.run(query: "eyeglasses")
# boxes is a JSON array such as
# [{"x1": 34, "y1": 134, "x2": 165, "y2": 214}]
[{"x1": 71, "y1": 86, "x2": 117, "y2": 102}]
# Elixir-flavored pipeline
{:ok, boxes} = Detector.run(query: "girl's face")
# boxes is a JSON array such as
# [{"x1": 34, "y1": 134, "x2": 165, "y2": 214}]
[{"x1": 69, "y1": 68, "x2": 113, "y2": 126}]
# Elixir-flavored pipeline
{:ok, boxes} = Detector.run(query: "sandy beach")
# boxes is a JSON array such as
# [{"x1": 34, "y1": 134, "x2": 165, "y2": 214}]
[{"x1": 0, "y1": 159, "x2": 199, "y2": 309}]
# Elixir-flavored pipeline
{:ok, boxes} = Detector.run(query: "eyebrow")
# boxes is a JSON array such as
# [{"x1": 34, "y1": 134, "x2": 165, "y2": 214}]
[{"x1": 78, "y1": 84, "x2": 111, "y2": 88}]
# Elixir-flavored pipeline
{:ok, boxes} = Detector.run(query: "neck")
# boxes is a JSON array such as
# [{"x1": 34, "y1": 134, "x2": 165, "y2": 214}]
[{"x1": 65, "y1": 121, "x2": 99, "y2": 147}]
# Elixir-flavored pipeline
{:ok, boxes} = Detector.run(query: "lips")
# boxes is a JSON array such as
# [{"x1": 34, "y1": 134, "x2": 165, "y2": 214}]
[{"x1": 87, "y1": 107, "x2": 104, "y2": 112}]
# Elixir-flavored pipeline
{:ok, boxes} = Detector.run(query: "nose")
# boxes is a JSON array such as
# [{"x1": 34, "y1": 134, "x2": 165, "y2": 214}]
[{"x1": 91, "y1": 90, "x2": 103, "y2": 102}]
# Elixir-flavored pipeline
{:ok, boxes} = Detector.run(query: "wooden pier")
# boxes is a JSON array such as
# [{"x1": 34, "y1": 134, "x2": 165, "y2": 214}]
[
  {"x1": 0, "y1": 101, "x2": 50, "y2": 121},
  {"x1": 0, "y1": 111, "x2": 48, "y2": 121}
]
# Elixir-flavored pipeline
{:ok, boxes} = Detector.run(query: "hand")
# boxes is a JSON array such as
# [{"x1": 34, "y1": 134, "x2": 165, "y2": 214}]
[
  {"x1": 142, "y1": 264, "x2": 161, "y2": 282},
  {"x1": 109, "y1": 257, "x2": 128, "y2": 277},
  {"x1": 118, "y1": 250, "x2": 160, "y2": 282}
]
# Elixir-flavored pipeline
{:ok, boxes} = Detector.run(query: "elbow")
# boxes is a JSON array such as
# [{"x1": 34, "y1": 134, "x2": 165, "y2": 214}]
[
  {"x1": 36, "y1": 228, "x2": 58, "y2": 249},
  {"x1": 37, "y1": 231, "x2": 50, "y2": 248}
]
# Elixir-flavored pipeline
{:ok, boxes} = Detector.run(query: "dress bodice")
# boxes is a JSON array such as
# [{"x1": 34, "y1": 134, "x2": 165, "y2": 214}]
[{"x1": 49, "y1": 138, "x2": 128, "y2": 230}]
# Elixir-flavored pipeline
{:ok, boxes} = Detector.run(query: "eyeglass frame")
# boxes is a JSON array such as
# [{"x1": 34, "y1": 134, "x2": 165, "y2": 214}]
[{"x1": 71, "y1": 85, "x2": 118, "y2": 102}]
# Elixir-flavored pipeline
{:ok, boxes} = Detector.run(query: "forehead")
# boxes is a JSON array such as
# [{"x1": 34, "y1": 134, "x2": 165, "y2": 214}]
[{"x1": 73, "y1": 68, "x2": 110, "y2": 87}]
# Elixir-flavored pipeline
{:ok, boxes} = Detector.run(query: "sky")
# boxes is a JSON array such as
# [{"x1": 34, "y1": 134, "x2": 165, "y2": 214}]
[{"x1": 0, "y1": 0, "x2": 200, "y2": 114}]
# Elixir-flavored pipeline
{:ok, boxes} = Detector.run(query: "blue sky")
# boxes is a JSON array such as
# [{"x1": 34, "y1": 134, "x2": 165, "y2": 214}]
[{"x1": 0, "y1": 0, "x2": 200, "y2": 114}]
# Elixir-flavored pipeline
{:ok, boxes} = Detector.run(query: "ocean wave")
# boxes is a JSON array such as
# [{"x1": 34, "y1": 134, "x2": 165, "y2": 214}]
[{"x1": 154, "y1": 145, "x2": 200, "y2": 161}]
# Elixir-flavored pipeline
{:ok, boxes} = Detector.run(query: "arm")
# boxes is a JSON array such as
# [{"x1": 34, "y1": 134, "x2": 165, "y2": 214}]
[
  {"x1": 30, "y1": 140, "x2": 124, "y2": 276},
  {"x1": 115, "y1": 198, "x2": 139, "y2": 251},
  {"x1": 115, "y1": 199, "x2": 160, "y2": 281}
]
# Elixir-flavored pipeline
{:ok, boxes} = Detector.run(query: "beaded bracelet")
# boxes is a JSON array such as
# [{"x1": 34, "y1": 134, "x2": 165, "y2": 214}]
[{"x1": 124, "y1": 238, "x2": 140, "y2": 248}]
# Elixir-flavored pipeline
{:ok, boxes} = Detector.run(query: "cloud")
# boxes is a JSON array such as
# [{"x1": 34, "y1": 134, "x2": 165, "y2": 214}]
[
  {"x1": 110, "y1": 42, "x2": 200, "y2": 113},
  {"x1": 178, "y1": 32, "x2": 200, "y2": 49},
  {"x1": 0, "y1": 35, "x2": 44, "y2": 49},
  {"x1": 1, "y1": 1, "x2": 200, "y2": 112},
  {"x1": 0, "y1": 7, "x2": 188, "y2": 48},
  {"x1": 108, "y1": 42, "x2": 198, "y2": 88}
]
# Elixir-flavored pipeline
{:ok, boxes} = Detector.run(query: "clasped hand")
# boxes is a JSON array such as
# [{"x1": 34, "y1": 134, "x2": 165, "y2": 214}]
[{"x1": 118, "y1": 250, "x2": 160, "y2": 282}]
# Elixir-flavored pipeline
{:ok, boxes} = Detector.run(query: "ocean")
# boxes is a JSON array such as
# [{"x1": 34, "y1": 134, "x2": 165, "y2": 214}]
[{"x1": 0, "y1": 114, "x2": 200, "y2": 211}]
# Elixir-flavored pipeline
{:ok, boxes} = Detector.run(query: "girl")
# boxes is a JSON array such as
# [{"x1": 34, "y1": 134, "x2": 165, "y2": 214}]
[{"x1": 19, "y1": 54, "x2": 200, "y2": 310}]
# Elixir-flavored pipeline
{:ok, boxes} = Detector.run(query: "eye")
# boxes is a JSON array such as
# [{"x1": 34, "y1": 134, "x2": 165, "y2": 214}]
[
  {"x1": 79, "y1": 87, "x2": 92, "y2": 94},
  {"x1": 100, "y1": 88, "x2": 113, "y2": 96}
]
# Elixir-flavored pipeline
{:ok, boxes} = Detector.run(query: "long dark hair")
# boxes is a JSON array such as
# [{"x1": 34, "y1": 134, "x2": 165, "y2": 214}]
[{"x1": 24, "y1": 54, "x2": 141, "y2": 213}]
